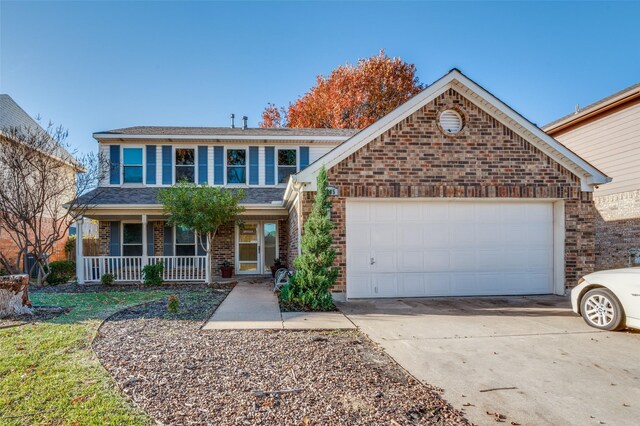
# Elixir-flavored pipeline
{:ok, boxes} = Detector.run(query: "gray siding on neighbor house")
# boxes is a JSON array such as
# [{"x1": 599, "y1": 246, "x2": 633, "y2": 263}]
[{"x1": 553, "y1": 102, "x2": 640, "y2": 196}]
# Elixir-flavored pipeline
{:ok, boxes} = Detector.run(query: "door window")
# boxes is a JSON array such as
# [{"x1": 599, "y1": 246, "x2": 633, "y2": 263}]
[{"x1": 238, "y1": 223, "x2": 258, "y2": 272}]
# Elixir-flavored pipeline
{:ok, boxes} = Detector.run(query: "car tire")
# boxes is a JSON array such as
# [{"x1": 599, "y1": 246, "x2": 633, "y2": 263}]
[{"x1": 580, "y1": 288, "x2": 625, "y2": 331}]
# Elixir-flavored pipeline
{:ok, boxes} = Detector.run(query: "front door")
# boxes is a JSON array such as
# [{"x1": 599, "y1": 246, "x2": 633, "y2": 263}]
[{"x1": 236, "y1": 222, "x2": 278, "y2": 274}]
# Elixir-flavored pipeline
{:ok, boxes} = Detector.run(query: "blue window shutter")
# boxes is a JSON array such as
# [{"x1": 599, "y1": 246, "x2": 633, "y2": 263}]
[
  {"x1": 109, "y1": 221, "x2": 121, "y2": 256},
  {"x1": 146, "y1": 145, "x2": 156, "y2": 184},
  {"x1": 198, "y1": 146, "x2": 208, "y2": 184},
  {"x1": 109, "y1": 145, "x2": 120, "y2": 184},
  {"x1": 162, "y1": 146, "x2": 172, "y2": 184},
  {"x1": 300, "y1": 146, "x2": 309, "y2": 170},
  {"x1": 214, "y1": 146, "x2": 224, "y2": 185},
  {"x1": 147, "y1": 222, "x2": 154, "y2": 255},
  {"x1": 265, "y1": 147, "x2": 275, "y2": 185},
  {"x1": 163, "y1": 223, "x2": 174, "y2": 256},
  {"x1": 249, "y1": 146, "x2": 259, "y2": 185}
]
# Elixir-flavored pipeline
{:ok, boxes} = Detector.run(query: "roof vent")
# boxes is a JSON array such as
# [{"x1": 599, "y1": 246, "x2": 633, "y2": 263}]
[
  {"x1": 439, "y1": 109, "x2": 463, "y2": 135},
  {"x1": 242, "y1": 115, "x2": 248, "y2": 130},
  {"x1": 230, "y1": 113, "x2": 235, "y2": 128}
]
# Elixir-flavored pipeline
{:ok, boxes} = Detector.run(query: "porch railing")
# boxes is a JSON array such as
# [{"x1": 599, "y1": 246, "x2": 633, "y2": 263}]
[{"x1": 82, "y1": 256, "x2": 208, "y2": 283}]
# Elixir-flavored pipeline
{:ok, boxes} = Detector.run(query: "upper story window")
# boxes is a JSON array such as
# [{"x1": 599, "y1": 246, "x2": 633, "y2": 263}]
[
  {"x1": 278, "y1": 149, "x2": 297, "y2": 184},
  {"x1": 175, "y1": 148, "x2": 195, "y2": 183},
  {"x1": 122, "y1": 223, "x2": 143, "y2": 256},
  {"x1": 175, "y1": 225, "x2": 196, "y2": 255},
  {"x1": 123, "y1": 148, "x2": 143, "y2": 184},
  {"x1": 227, "y1": 149, "x2": 246, "y2": 184}
]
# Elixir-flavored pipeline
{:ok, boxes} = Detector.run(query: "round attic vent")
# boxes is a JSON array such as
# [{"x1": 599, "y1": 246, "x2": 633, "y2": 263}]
[{"x1": 439, "y1": 109, "x2": 463, "y2": 134}]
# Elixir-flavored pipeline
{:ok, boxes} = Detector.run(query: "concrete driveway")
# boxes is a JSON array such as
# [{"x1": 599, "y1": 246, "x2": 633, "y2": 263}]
[{"x1": 339, "y1": 296, "x2": 640, "y2": 426}]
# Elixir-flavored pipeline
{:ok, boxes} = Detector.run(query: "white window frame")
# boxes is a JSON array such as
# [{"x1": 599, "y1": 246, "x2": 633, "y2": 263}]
[
  {"x1": 224, "y1": 146, "x2": 248, "y2": 186},
  {"x1": 121, "y1": 145, "x2": 145, "y2": 186},
  {"x1": 121, "y1": 220, "x2": 144, "y2": 256},
  {"x1": 173, "y1": 225, "x2": 197, "y2": 256},
  {"x1": 173, "y1": 146, "x2": 198, "y2": 185},
  {"x1": 276, "y1": 147, "x2": 299, "y2": 186}
]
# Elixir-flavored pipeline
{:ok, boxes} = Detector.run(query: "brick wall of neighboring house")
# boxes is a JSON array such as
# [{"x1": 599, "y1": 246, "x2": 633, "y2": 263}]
[
  {"x1": 594, "y1": 190, "x2": 640, "y2": 269},
  {"x1": 98, "y1": 221, "x2": 110, "y2": 256},
  {"x1": 0, "y1": 220, "x2": 68, "y2": 273},
  {"x1": 302, "y1": 88, "x2": 596, "y2": 294}
]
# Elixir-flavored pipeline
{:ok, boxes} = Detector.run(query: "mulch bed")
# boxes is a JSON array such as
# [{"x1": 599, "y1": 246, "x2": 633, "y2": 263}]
[
  {"x1": 32, "y1": 281, "x2": 234, "y2": 295},
  {"x1": 0, "y1": 306, "x2": 71, "y2": 329},
  {"x1": 93, "y1": 287, "x2": 469, "y2": 425}
]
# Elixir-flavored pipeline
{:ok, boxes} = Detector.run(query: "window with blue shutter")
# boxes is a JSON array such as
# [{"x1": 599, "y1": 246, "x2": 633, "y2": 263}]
[
  {"x1": 214, "y1": 146, "x2": 224, "y2": 185},
  {"x1": 198, "y1": 146, "x2": 208, "y2": 184},
  {"x1": 265, "y1": 147, "x2": 275, "y2": 185},
  {"x1": 146, "y1": 145, "x2": 156, "y2": 184},
  {"x1": 109, "y1": 145, "x2": 120, "y2": 185},
  {"x1": 249, "y1": 146, "x2": 259, "y2": 185},
  {"x1": 109, "y1": 221, "x2": 121, "y2": 256},
  {"x1": 162, "y1": 146, "x2": 172, "y2": 184},
  {"x1": 300, "y1": 146, "x2": 309, "y2": 170}
]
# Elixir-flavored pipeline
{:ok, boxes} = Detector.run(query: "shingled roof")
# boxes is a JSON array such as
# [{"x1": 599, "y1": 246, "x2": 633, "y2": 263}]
[
  {"x1": 95, "y1": 126, "x2": 358, "y2": 138},
  {"x1": 75, "y1": 186, "x2": 286, "y2": 206}
]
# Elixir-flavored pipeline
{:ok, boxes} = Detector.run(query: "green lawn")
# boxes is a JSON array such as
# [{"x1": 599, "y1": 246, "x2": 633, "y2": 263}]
[{"x1": 0, "y1": 289, "x2": 171, "y2": 425}]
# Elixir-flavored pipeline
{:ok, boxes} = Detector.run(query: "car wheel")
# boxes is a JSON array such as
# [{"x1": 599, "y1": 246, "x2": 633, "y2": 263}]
[{"x1": 581, "y1": 288, "x2": 625, "y2": 331}]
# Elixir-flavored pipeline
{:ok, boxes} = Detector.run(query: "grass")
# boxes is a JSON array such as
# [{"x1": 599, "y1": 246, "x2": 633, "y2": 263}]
[{"x1": 0, "y1": 289, "x2": 172, "y2": 425}]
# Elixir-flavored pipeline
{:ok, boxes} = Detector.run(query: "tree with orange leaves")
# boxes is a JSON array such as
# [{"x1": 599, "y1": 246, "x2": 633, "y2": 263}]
[{"x1": 260, "y1": 51, "x2": 424, "y2": 129}]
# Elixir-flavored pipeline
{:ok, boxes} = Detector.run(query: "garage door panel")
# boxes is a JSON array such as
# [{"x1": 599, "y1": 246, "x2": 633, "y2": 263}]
[
  {"x1": 423, "y1": 224, "x2": 449, "y2": 246},
  {"x1": 372, "y1": 250, "x2": 396, "y2": 272},
  {"x1": 346, "y1": 200, "x2": 556, "y2": 298},
  {"x1": 399, "y1": 203, "x2": 422, "y2": 221},
  {"x1": 422, "y1": 203, "x2": 449, "y2": 222},
  {"x1": 372, "y1": 204, "x2": 396, "y2": 221},
  {"x1": 372, "y1": 274, "x2": 398, "y2": 297},
  {"x1": 423, "y1": 250, "x2": 451, "y2": 270},
  {"x1": 398, "y1": 250, "x2": 424, "y2": 271},
  {"x1": 397, "y1": 274, "x2": 426, "y2": 297},
  {"x1": 347, "y1": 202, "x2": 371, "y2": 222}
]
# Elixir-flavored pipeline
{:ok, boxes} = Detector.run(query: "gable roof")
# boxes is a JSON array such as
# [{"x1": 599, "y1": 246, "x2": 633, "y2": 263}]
[
  {"x1": 293, "y1": 69, "x2": 610, "y2": 192},
  {"x1": 94, "y1": 126, "x2": 357, "y2": 142},
  {"x1": 543, "y1": 82, "x2": 640, "y2": 135},
  {"x1": 0, "y1": 94, "x2": 81, "y2": 169}
]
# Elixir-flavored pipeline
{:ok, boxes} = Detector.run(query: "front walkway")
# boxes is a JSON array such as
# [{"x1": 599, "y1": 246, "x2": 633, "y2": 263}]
[{"x1": 202, "y1": 281, "x2": 355, "y2": 330}]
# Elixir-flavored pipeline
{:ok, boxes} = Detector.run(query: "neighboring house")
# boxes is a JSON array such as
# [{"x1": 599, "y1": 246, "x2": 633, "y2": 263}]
[
  {"x1": 544, "y1": 83, "x2": 640, "y2": 270},
  {"x1": 76, "y1": 69, "x2": 608, "y2": 300},
  {"x1": 0, "y1": 94, "x2": 77, "y2": 271}
]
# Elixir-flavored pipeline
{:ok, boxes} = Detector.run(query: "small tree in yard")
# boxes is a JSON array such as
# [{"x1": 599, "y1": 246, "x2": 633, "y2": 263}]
[
  {"x1": 280, "y1": 166, "x2": 338, "y2": 310},
  {"x1": 0, "y1": 123, "x2": 106, "y2": 286},
  {"x1": 157, "y1": 183, "x2": 245, "y2": 284}
]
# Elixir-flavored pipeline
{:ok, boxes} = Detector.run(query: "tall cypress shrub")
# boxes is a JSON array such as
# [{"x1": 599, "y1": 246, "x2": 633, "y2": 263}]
[{"x1": 282, "y1": 166, "x2": 338, "y2": 310}]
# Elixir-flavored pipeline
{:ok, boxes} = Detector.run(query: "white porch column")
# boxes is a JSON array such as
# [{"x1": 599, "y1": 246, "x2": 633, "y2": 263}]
[
  {"x1": 141, "y1": 214, "x2": 148, "y2": 283},
  {"x1": 75, "y1": 218, "x2": 84, "y2": 284}
]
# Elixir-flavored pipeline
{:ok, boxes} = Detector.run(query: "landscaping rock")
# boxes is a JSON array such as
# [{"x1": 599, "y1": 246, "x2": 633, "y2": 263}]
[{"x1": 93, "y1": 286, "x2": 469, "y2": 425}]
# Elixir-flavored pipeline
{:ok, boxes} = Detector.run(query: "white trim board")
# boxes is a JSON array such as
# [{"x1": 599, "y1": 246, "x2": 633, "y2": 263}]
[{"x1": 293, "y1": 69, "x2": 610, "y2": 192}]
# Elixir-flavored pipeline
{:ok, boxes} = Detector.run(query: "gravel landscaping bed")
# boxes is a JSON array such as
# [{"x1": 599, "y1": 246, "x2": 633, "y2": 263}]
[{"x1": 93, "y1": 286, "x2": 468, "y2": 425}]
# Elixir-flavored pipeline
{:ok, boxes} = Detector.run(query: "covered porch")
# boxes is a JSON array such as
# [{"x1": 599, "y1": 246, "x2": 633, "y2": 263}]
[{"x1": 75, "y1": 206, "x2": 292, "y2": 284}]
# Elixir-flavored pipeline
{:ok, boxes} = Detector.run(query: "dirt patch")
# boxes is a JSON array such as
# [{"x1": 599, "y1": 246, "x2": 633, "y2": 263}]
[
  {"x1": 0, "y1": 305, "x2": 72, "y2": 329},
  {"x1": 93, "y1": 287, "x2": 468, "y2": 425}
]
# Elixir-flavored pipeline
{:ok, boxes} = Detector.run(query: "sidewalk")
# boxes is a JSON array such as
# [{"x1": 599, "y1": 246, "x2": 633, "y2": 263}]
[{"x1": 202, "y1": 281, "x2": 355, "y2": 330}]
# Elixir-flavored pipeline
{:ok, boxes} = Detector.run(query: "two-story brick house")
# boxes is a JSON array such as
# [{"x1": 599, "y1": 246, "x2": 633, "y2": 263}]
[{"x1": 75, "y1": 70, "x2": 609, "y2": 300}]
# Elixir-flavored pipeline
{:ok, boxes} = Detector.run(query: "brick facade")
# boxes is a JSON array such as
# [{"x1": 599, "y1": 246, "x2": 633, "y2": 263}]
[
  {"x1": 153, "y1": 221, "x2": 164, "y2": 256},
  {"x1": 98, "y1": 221, "x2": 110, "y2": 256},
  {"x1": 312, "y1": 88, "x2": 595, "y2": 293},
  {"x1": 594, "y1": 190, "x2": 640, "y2": 269}
]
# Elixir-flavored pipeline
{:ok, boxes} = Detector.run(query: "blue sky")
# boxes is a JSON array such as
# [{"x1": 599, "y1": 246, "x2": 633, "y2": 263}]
[{"x1": 1, "y1": 1, "x2": 639, "y2": 154}]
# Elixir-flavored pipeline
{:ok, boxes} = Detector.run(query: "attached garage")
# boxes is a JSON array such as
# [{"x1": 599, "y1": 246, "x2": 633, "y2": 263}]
[{"x1": 346, "y1": 199, "x2": 564, "y2": 298}]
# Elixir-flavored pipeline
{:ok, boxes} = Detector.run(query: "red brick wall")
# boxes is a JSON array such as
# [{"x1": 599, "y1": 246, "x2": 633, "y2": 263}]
[
  {"x1": 0, "y1": 219, "x2": 68, "y2": 272},
  {"x1": 303, "y1": 88, "x2": 595, "y2": 293}
]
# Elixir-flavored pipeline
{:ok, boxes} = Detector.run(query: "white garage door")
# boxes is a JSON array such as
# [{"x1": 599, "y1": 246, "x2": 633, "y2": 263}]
[{"x1": 346, "y1": 200, "x2": 555, "y2": 298}]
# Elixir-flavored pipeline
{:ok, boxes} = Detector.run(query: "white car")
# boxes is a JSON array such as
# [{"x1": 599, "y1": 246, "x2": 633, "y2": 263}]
[{"x1": 571, "y1": 268, "x2": 640, "y2": 331}]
